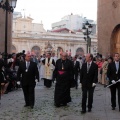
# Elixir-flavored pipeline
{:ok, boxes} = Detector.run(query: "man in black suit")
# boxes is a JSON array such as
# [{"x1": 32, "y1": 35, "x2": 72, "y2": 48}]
[
  {"x1": 107, "y1": 53, "x2": 120, "y2": 111},
  {"x1": 73, "y1": 56, "x2": 80, "y2": 89},
  {"x1": 80, "y1": 53, "x2": 98, "y2": 113},
  {"x1": 17, "y1": 53, "x2": 39, "y2": 109}
]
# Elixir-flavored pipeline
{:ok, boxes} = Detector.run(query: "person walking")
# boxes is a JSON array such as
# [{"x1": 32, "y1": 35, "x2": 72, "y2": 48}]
[
  {"x1": 107, "y1": 53, "x2": 120, "y2": 111},
  {"x1": 54, "y1": 52, "x2": 74, "y2": 107},
  {"x1": 42, "y1": 53, "x2": 55, "y2": 88},
  {"x1": 73, "y1": 55, "x2": 80, "y2": 89},
  {"x1": 80, "y1": 53, "x2": 98, "y2": 113},
  {"x1": 17, "y1": 53, "x2": 39, "y2": 109}
]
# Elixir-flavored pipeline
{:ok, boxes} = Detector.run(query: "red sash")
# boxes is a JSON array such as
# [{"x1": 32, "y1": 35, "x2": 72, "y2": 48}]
[{"x1": 58, "y1": 71, "x2": 66, "y2": 75}]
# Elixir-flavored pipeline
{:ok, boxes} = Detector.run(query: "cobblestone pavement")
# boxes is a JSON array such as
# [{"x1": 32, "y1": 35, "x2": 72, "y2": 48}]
[{"x1": 0, "y1": 80, "x2": 120, "y2": 120}]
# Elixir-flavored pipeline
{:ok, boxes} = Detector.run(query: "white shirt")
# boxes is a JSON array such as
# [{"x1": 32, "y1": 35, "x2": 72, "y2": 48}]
[
  {"x1": 26, "y1": 61, "x2": 30, "y2": 69},
  {"x1": 115, "y1": 61, "x2": 119, "y2": 72}
]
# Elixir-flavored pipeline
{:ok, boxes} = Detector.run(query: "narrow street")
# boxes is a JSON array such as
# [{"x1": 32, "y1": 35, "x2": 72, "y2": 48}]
[{"x1": 0, "y1": 80, "x2": 120, "y2": 120}]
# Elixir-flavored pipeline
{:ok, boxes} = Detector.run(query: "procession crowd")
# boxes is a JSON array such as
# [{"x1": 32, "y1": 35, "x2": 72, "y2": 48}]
[{"x1": 0, "y1": 50, "x2": 120, "y2": 113}]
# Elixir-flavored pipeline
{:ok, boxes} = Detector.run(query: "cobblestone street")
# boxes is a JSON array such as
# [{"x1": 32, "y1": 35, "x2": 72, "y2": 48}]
[{"x1": 0, "y1": 81, "x2": 120, "y2": 120}]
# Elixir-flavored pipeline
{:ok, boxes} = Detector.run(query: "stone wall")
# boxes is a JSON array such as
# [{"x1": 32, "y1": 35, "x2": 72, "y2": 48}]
[{"x1": 97, "y1": 0, "x2": 120, "y2": 56}]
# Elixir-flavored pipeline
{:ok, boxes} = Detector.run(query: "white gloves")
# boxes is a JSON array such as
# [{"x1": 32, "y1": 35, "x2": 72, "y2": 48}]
[
  {"x1": 118, "y1": 79, "x2": 120, "y2": 82},
  {"x1": 35, "y1": 79, "x2": 39, "y2": 83},
  {"x1": 79, "y1": 83, "x2": 82, "y2": 88},
  {"x1": 92, "y1": 83, "x2": 96, "y2": 87},
  {"x1": 17, "y1": 81, "x2": 20, "y2": 85},
  {"x1": 111, "y1": 80, "x2": 116, "y2": 84}
]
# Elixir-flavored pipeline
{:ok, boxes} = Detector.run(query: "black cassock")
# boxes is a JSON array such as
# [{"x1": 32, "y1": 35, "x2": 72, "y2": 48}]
[{"x1": 53, "y1": 59, "x2": 74, "y2": 105}]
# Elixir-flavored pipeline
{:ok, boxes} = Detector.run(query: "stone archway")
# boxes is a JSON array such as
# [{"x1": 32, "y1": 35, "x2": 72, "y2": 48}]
[
  {"x1": 31, "y1": 46, "x2": 40, "y2": 57},
  {"x1": 76, "y1": 47, "x2": 84, "y2": 56},
  {"x1": 111, "y1": 24, "x2": 120, "y2": 54},
  {"x1": 12, "y1": 45, "x2": 17, "y2": 53}
]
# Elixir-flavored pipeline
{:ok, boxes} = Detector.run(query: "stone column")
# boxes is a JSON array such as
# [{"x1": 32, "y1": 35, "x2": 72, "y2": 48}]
[{"x1": 0, "y1": 9, "x2": 12, "y2": 53}]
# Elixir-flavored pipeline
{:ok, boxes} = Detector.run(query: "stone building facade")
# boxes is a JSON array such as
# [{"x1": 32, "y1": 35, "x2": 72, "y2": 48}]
[
  {"x1": 12, "y1": 32, "x2": 97, "y2": 57},
  {"x1": 98, "y1": 0, "x2": 120, "y2": 56},
  {"x1": 12, "y1": 16, "x2": 97, "y2": 57}
]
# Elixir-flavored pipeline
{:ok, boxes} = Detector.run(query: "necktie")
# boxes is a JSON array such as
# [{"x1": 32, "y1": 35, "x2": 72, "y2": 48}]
[
  {"x1": 26, "y1": 62, "x2": 30, "y2": 70},
  {"x1": 116, "y1": 62, "x2": 119, "y2": 72},
  {"x1": 74, "y1": 61, "x2": 76, "y2": 66},
  {"x1": 87, "y1": 63, "x2": 90, "y2": 73}
]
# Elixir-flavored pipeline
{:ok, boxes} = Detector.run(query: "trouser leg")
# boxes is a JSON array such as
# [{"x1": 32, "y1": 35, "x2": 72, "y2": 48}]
[
  {"x1": 110, "y1": 85, "x2": 116, "y2": 108},
  {"x1": 46, "y1": 79, "x2": 52, "y2": 88},
  {"x1": 44, "y1": 79, "x2": 46, "y2": 86},
  {"x1": 82, "y1": 87, "x2": 87, "y2": 111},
  {"x1": 75, "y1": 75, "x2": 78, "y2": 89},
  {"x1": 28, "y1": 86, "x2": 35, "y2": 106},
  {"x1": 22, "y1": 86, "x2": 29, "y2": 105},
  {"x1": 88, "y1": 87, "x2": 95, "y2": 109}
]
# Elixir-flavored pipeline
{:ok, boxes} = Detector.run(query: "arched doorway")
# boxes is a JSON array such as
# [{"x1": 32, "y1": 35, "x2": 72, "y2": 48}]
[
  {"x1": 31, "y1": 46, "x2": 40, "y2": 57},
  {"x1": 76, "y1": 48, "x2": 84, "y2": 56},
  {"x1": 12, "y1": 45, "x2": 17, "y2": 53},
  {"x1": 111, "y1": 24, "x2": 120, "y2": 54}
]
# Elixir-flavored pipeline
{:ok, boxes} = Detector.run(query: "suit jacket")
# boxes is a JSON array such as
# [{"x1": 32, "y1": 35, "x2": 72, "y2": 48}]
[
  {"x1": 73, "y1": 61, "x2": 80, "y2": 76},
  {"x1": 80, "y1": 61, "x2": 98, "y2": 87},
  {"x1": 17, "y1": 61, "x2": 39, "y2": 86},
  {"x1": 107, "y1": 61, "x2": 120, "y2": 84}
]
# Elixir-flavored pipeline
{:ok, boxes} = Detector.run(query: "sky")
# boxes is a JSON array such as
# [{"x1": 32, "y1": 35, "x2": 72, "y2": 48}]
[{"x1": 15, "y1": 0, "x2": 97, "y2": 30}]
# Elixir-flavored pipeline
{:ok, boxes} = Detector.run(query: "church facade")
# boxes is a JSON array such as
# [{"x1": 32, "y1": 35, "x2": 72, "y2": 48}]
[
  {"x1": 98, "y1": 0, "x2": 120, "y2": 56},
  {"x1": 12, "y1": 16, "x2": 97, "y2": 57}
]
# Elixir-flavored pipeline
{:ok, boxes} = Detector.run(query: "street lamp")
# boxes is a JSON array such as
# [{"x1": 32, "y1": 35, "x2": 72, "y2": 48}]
[
  {"x1": 82, "y1": 21, "x2": 93, "y2": 53},
  {"x1": 0, "y1": 0, "x2": 17, "y2": 65}
]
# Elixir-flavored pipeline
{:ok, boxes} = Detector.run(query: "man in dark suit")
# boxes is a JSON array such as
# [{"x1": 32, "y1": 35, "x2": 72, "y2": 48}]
[
  {"x1": 80, "y1": 53, "x2": 98, "y2": 113},
  {"x1": 17, "y1": 53, "x2": 39, "y2": 109},
  {"x1": 73, "y1": 56, "x2": 80, "y2": 89},
  {"x1": 107, "y1": 53, "x2": 120, "y2": 111}
]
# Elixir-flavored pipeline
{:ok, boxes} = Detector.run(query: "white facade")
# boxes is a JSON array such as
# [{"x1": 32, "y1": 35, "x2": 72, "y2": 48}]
[
  {"x1": 52, "y1": 14, "x2": 96, "y2": 34},
  {"x1": 13, "y1": 12, "x2": 46, "y2": 34},
  {"x1": 52, "y1": 14, "x2": 83, "y2": 30},
  {"x1": 12, "y1": 15, "x2": 98, "y2": 57},
  {"x1": 12, "y1": 32, "x2": 97, "y2": 57}
]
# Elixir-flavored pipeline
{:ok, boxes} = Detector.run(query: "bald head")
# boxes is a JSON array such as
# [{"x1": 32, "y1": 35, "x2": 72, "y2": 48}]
[{"x1": 61, "y1": 52, "x2": 67, "y2": 60}]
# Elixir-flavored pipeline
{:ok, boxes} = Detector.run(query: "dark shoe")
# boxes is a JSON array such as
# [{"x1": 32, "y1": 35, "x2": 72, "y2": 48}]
[
  {"x1": 55, "y1": 104, "x2": 61, "y2": 107},
  {"x1": 4, "y1": 91, "x2": 8, "y2": 94},
  {"x1": 81, "y1": 110, "x2": 86, "y2": 114},
  {"x1": 24, "y1": 105, "x2": 29, "y2": 107},
  {"x1": 88, "y1": 109, "x2": 91, "y2": 112},
  {"x1": 30, "y1": 106, "x2": 34, "y2": 109},
  {"x1": 104, "y1": 85, "x2": 107, "y2": 88},
  {"x1": 62, "y1": 103, "x2": 67, "y2": 106},
  {"x1": 112, "y1": 107, "x2": 115, "y2": 110}
]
